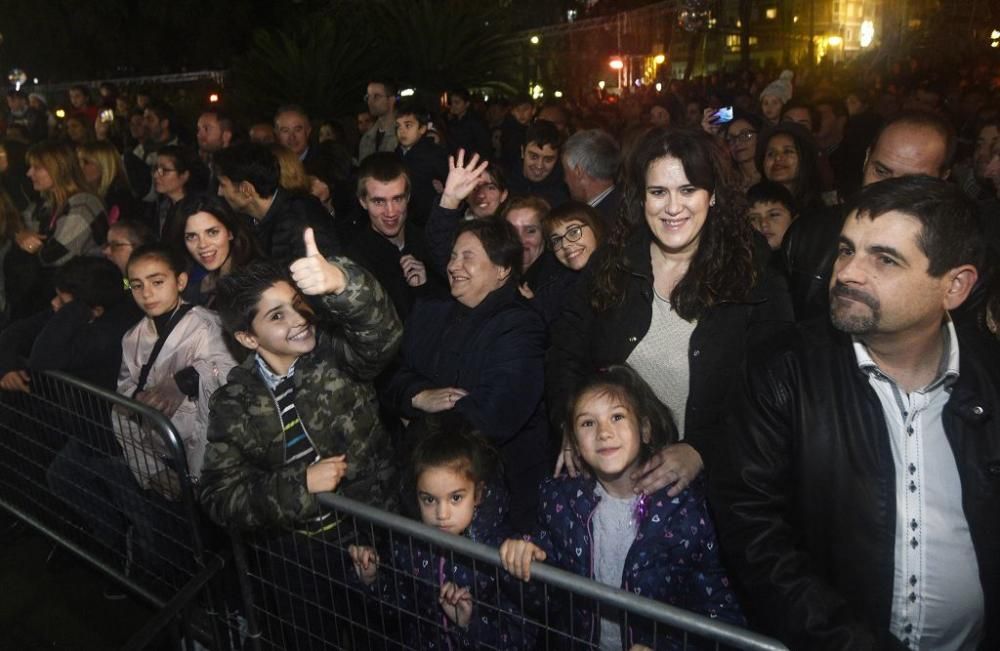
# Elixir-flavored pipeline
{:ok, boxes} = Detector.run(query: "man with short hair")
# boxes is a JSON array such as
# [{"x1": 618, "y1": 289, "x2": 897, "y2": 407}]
[
  {"x1": 780, "y1": 99, "x2": 817, "y2": 132},
  {"x1": 6, "y1": 90, "x2": 47, "y2": 142},
  {"x1": 561, "y1": 129, "x2": 622, "y2": 227},
  {"x1": 446, "y1": 88, "x2": 492, "y2": 161},
  {"x1": 68, "y1": 84, "x2": 99, "y2": 125},
  {"x1": 214, "y1": 142, "x2": 338, "y2": 261},
  {"x1": 344, "y1": 153, "x2": 438, "y2": 321},
  {"x1": 783, "y1": 111, "x2": 955, "y2": 320},
  {"x1": 505, "y1": 120, "x2": 569, "y2": 209},
  {"x1": 394, "y1": 100, "x2": 448, "y2": 228},
  {"x1": 274, "y1": 105, "x2": 342, "y2": 210},
  {"x1": 711, "y1": 175, "x2": 998, "y2": 651},
  {"x1": 196, "y1": 109, "x2": 234, "y2": 163},
  {"x1": 358, "y1": 80, "x2": 398, "y2": 163},
  {"x1": 500, "y1": 95, "x2": 534, "y2": 172}
]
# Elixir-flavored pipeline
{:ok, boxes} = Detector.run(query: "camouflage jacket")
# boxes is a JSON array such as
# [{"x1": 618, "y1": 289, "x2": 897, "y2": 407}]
[{"x1": 198, "y1": 258, "x2": 402, "y2": 531}]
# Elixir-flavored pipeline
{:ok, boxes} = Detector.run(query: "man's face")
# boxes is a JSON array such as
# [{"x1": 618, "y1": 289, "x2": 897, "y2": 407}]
[
  {"x1": 361, "y1": 176, "x2": 409, "y2": 240},
  {"x1": 814, "y1": 103, "x2": 845, "y2": 143},
  {"x1": 829, "y1": 210, "x2": 955, "y2": 340},
  {"x1": 395, "y1": 115, "x2": 427, "y2": 148},
  {"x1": 973, "y1": 125, "x2": 999, "y2": 180},
  {"x1": 69, "y1": 89, "x2": 86, "y2": 108},
  {"x1": 862, "y1": 124, "x2": 948, "y2": 187},
  {"x1": 275, "y1": 111, "x2": 310, "y2": 156},
  {"x1": 217, "y1": 176, "x2": 251, "y2": 213},
  {"x1": 781, "y1": 107, "x2": 813, "y2": 132},
  {"x1": 196, "y1": 113, "x2": 229, "y2": 154},
  {"x1": 237, "y1": 281, "x2": 317, "y2": 375},
  {"x1": 511, "y1": 102, "x2": 533, "y2": 126},
  {"x1": 249, "y1": 123, "x2": 275, "y2": 145},
  {"x1": 366, "y1": 83, "x2": 392, "y2": 118},
  {"x1": 449, "y1": 96, "x2": 469, "y2": 118},
  {"x1": 522, "y1": 142, "x2": 559, "y2": 183},
  {"x1": 143, "y1": 109, "x2": 165, "y2": 142},
  {"x1": 129, "y1": 114, "x2": 145, "y2": 141}
]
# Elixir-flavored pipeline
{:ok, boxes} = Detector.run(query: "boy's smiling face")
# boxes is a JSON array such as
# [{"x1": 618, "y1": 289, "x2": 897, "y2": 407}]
[{"x1": 235, "y1": 280, "x2": 316, "y2": 376}]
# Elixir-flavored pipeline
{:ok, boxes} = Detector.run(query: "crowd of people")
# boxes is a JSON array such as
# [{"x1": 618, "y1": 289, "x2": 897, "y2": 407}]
[{"x1": 0, "y1": 61, "x2": 999, "y2": 651}]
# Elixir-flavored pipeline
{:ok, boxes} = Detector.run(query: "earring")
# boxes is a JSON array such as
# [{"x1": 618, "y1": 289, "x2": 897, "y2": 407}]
[{"x1": 709, "y1": 196, "x2": 716, "y2": 207}]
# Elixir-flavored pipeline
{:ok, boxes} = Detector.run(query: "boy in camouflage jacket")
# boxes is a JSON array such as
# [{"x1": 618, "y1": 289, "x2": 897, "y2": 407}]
[{"x1": 199, "y1": 228, "x2": 402, "y2": 531}]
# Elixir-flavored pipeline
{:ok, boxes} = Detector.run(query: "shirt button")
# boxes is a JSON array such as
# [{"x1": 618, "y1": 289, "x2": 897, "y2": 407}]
[
  {"x1": 906, "y1": 426, "x2": 914, "y2": 436},
  {"x1": 910, "y1": 519, "x2": 918, "y2": 530},
  {"x1": 909, "y1": 592, "x2": 917, "y2": 602},
  {"x1": 909, "y1": 481, "x2": 917, "y2": 493},
  {"x1": 972, "y1": 405, "x2": 984, "y2": 416},
  {"x1": 904, "y1": 624, "x2": 913, "y2": 634},
  {"x1": 627, "y1": 336, "x2": 637, "y2": 343},
  {"x1": 692, "y1": 349, "x2": 700, "y2": 357},
  {"x1": 910, "y1": 537, "x2": 918, "y2": 549},
  {"x1": 909, "y1": 575, "x2": 917, "y2": 586},
  {"x1": 908, "y1": 463, "x2": 916, "y2": 475}
]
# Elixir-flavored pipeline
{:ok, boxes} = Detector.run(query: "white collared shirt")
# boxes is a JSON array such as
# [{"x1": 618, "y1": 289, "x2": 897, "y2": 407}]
[
  {"x1": 587, "y1": 184, "x2": 614, "y2": 208},
  {"x1": 853, "y1": 321, "x2": 984, "y2": 650}
]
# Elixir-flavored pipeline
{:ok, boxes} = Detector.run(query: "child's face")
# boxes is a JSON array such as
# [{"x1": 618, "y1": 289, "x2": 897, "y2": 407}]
[
  {"x1": 416, "y1": 465, "x2": 480, "y2": 536},
  {"x1": 748, "y1": 200, "x2": 795, "y2": 250},
  {"x1": 236, "y1": 281, "x2": 316, "y2": 375},
  {"x1": 572, "y1": 388, "x2": 650, "y2": 498},
  {"x1": 395, "y1": 115, "x2": 427, "y2": 148},
  {"x1": 128, "y1": 257, "x2": 186, "y2": 317}
]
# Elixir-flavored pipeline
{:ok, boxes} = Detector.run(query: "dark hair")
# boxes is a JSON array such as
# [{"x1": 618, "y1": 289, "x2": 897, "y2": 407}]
[
  {"x1": 873, "y1": 110, "x2": 957, "y2": 174},
  {"x1": 368, "y1": 79, "x2": 398, "y2": 98},
  {"x1": 593, "y1": 128, "x2": 755, "y2": 320},
  {"x1": 213, "y1": 142, "x2": 280, "y2": 198},
  {"x1": 174, "y1": 194, "x2": 260, "y2": 271},
  {"x1": 454, "y1": 219, "x2": 523, "y2": 284},
  {"x1": 562, "y1": 365, "x2": 678, "y2": 467},
  {"x1": 356, "y1": 151, "x2": 410, "y2": 199},
  {"x1": 780, "y1": 99, "x2": 819, "y2": 131},
  {"x1": 847, "y1": 175, "x2": 984, "y2": 277},
  {"x1": 69, "y1": 84, "x2": 91, "y2": 99},
  {"x1": 407, "y1": 415, "x2": 500, "y2": 511},
  {"x1": 274, "y1": 104, "x2": 310, "y2": 124},
  {"x1": 448, "y1": 88, "x2": 472, "y2": 104},
  {"x1": 747, "y1": 180, "x2": 797, "y2": 213},
  {"x1": 755, "y1": 122, "x2": 822, "y2": 210},
  {"x1": 525, "y1": 120, "x2": 563, "y2": 150},
  {"x1": 199, "y1": 108, "x2": 235, "y2": 135},
  {"x1": 53, "y1": 256, "x2": 126, "y2": 311},
  {"x1": 722, "y1": 109, "x2": 763, "y2": 136},
  {"x1": 144, "y1": 100, "x2": 175, "y2": 128},
  {"x1": 215, "y1": 260, "x2": 294, "y2": 334},
  {"x1": 110, "y1": 218, "x2": 154, "y2": 247},
  {"x1": 126, "y1": 242, "x2": 186, "y2": 278},
  {"x1": 483, "y1": 164, "x2": 508, "y2": 194},
  {"x1": 157, "y1": 144, "x2": 208, "y2": 194},
  {"x1": 394, "y1": 100, "x2": 431, "y2": 127},
  {"x1": 7, "y1": 89, "x2": 26, "y2": 100},
  {"x1": 813, "y1": 96, "x2": 848, "y2": 120},
  {"x1": 543, "y1": 200, "x2": 607, "y2": 247}
]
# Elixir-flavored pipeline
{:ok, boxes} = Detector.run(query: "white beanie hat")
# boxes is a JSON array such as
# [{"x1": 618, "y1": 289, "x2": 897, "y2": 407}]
[{"x1": 760, "y1": 70, "x2": 794, "y2": 104}]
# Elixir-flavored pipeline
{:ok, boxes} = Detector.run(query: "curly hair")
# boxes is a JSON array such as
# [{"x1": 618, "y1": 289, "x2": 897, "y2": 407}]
[{"x1": 591, "y1": 128, "x2": 755, "y2": 321}]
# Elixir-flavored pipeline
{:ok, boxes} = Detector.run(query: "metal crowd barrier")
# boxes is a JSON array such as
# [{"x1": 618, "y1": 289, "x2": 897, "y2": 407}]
[
  {"x1": 0, "y1": 370, "x2": 228, "y2": 650},
  {"x1": 228, "y1": 491, "x2": 789, "y2": 651}
]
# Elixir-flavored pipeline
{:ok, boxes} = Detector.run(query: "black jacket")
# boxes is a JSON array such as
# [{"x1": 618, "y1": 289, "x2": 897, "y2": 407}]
[
  {"x1": 385, "y1": 282, "x2": 549, "y2": 531},
  {"x1": 592, "y1": 185, "x2": 623, "y2": 231},
  {"x1": 545, "y1": 228, "x2": 793, "y2": 467},
  {"x1": 709, "y1": 320, "x2": 1000, "y2": 651},
  {"x1": 521, "y1": 250, "x2": 577, "y2": 328},
  {"x1": 397, "y1": 137, "x2": 449, "y2": 229},
  {"x1": 504, "y1": 161, "x2": 569, "y2": 209},
  {"x1": 253, "y1": 189, "x2": 340, "y2": 262},
  {"x1": 447, "y1": 112, "x2": 492, "y2": 161}
]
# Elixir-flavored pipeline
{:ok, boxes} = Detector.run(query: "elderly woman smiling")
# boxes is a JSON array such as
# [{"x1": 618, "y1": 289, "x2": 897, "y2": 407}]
[{"x1": 386, "y1": 218, "x2": 548, "y2": 532}]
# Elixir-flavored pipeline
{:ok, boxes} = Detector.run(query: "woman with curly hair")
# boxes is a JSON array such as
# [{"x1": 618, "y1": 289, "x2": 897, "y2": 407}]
[{"x1": 546, "y1": 128, "x2": 792, "y2": 496}]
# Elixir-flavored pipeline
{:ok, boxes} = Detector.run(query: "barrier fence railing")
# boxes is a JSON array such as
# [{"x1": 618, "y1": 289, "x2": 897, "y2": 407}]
[
  {"x1": 227, "y1": 490, "x2": 789, "y2": 651},
  {"x1": 0, "y1": 370, "x2": 228, "y2": 650},
  {"x1": 0, "y1": 369, "x2": 788, "y2": 650}
]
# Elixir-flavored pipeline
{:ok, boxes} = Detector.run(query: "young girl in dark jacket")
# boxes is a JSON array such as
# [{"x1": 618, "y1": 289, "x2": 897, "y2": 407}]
[
  {"x1": 349, "y1": 420, "x2": 530, "y2": 650},
  {"x1": 502, "y1": 366, "x2": 744, "y2": 650}
]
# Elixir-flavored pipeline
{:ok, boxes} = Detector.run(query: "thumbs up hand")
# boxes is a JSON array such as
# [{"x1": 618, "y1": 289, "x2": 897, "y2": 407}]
[{"x1": 290, "y1": 227, "x2": 347, "y2": 296}]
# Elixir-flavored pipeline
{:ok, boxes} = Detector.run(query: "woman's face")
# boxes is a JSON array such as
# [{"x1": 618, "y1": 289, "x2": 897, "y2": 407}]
[
  {"x1": 66, "y1": 118, "x2": 88, "y2": 144},
  {"x1": 153, "y1": 154, "x2": 189, "y2": 198},
  {"x1": 643, "y1": 155, "x2": 712, "y2": 258},
  {"x1": 726, "y1": 118, "x2": 758, "y2": 163},
  {"x1": 548, "y1": 219, "x2": 598, "y2": 271},
  {"x1": 77, "y1": 153, "x2": 102, "y2": 188},
  {"x1": 184, "y1": 211, "x2": 233, "y2": 272},
  {"x1": 763, "y1": 134, "x2": 800, "y2": 186},
  {"x1": 469, "y1": 178, "x2": 507, "y2": 218},
  {"x1": 447, "y1": 231, "x2": 510, "y2": 308},
  {"x1": 505, "y1": 207, "x2": 544, "y2": 271},
  {"x1": 27, "y1": 161, "x2": 54, "y2": 192},
  {"x1": 761, "y1": 94, "x2": 783, "y2": 122}
]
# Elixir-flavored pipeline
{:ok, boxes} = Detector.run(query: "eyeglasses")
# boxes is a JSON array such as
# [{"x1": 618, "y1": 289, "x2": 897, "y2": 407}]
[
  {"x1": 103, "y1": 240, "x2": 133, "y2": 250},
  {"x1": 152, "y1": 166, "x2": 178, "y2": 175},
  {"x1": 549, "y1": 223, "x2": 589, "y2": 251},
  {"x1": 726, "y1": 129, "x2": 757, "y2": 144},
  {"x1": 364, "y1": 93, "x2": 386, "y2": 102}
]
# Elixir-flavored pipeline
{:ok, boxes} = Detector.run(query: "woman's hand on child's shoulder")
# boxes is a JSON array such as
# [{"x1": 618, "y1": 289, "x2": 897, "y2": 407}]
[
  {"x1": 499, "y1": 538, "x2": 546, "y2": 582},
  {"x1": 439, "y1": 582, "x2": 473, "y2": 629},
  {"x1": 348, "y1": 544, "x2": 379, "y2": 586},
  {"x1": 289, "y1": 227, "x2": 347, "y2": 296}
]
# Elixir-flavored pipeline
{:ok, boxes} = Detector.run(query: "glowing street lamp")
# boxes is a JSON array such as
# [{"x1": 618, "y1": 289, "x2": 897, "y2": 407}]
[
  {"x1": 609, "y1": 57, "x2": 624, "y2": 70},
  {"x1": 827, "y1": 35, "x2": 843, "y2": 47},
  {"x1": 991, "y1": 30, "x2": 1000, "y2": 40},
  {"x1": 653, "y1": 54, "x2": 666, "y2": 65},
  {"x1": 598, "y1": 81, "x2": 606, "y2": 90},
  {"x1": 860, "y1": 20, "x2": 875, "y2": 48},
  {"x1": 530, "y1": 35, "x2": 540, "y2": 45}
]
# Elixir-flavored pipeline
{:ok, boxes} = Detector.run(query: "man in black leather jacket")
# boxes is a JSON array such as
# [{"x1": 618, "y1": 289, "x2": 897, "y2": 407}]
[{"x1": 711, "y1": 176, "x2": 999, "y2": 651}]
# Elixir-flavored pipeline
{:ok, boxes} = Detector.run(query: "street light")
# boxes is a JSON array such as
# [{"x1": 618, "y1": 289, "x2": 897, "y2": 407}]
[
  {"x1": 609, "y1": 57, "x2": 624, "y2": 70},
  {"x1": 654, "y1": 54, "x2": 666, "y2": 64},
  {"x1": 991, "y1": 29, "x2": 1000, "y2": 40},
  {"x1": 598, "y1": 81, "x2": 606, "y2": 90},
  {"x1": 860, "y1": 20, "x2": 875, "y2": 48},
  {"x1": 530, "y1": 35, "x2": 540, "y2": 45},
  {"x1": 827, "y1": 35, "x2": 843, "y2": 47}
]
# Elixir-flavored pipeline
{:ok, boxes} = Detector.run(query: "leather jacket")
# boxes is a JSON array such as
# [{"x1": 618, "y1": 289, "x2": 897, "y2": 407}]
[{"x1": 709, "y1": 320, "x2": 1000, "y2": 650}]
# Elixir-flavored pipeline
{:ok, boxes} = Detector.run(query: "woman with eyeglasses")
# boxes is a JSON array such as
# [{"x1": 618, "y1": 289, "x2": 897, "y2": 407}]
[
  {"x1": 541, "y1": 201, "x2": 605, "y2": 272},
  {"x1": 547, "y1": 128, "x2": 792, "y2": 499},
  {"x1": 146, "y1": 144, "x2": 207, "y2": 240},
  {"x1": 721, "y1": 112, "x2": 763, "y2": 193}
]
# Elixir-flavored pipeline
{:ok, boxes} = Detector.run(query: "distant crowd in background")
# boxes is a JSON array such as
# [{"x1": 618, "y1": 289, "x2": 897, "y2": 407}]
[{"x1": 0, "y1": 52, "x2": 998, "y2": 650}]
